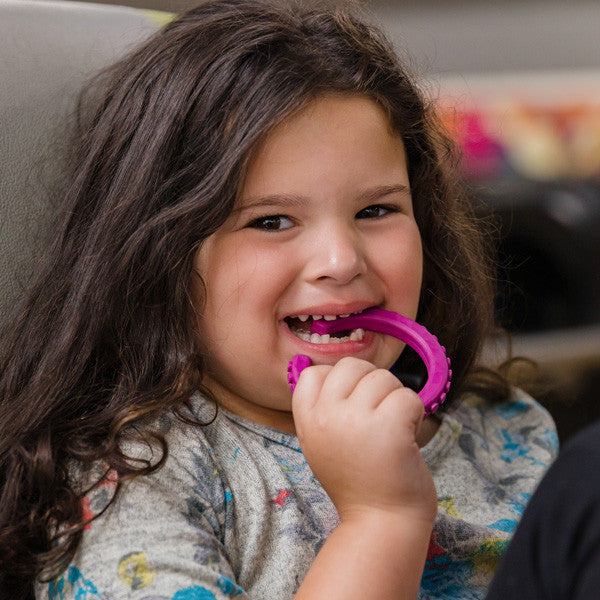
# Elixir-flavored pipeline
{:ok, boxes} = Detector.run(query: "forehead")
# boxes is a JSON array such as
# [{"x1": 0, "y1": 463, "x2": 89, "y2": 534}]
[
  {"x1": 258, "y1": 93, "x2": 397, "y2": 151},
  {"x1": 239, "y1": 94, "x2": 408, "y2": 201}
]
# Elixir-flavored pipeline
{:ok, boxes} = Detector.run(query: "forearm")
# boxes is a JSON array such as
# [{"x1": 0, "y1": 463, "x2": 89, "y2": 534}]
[{"x1": 295, "y1": 510, "x2": 433, "y2": 600}]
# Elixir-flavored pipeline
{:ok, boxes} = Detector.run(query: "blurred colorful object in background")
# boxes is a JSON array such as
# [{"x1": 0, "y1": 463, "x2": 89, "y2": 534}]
[
  {"x1": 435, "y1": 72, "x2": 600, "y2": 443},
  {"x1": 437, "y1": 70, "x2": 600, "y2": 182}
]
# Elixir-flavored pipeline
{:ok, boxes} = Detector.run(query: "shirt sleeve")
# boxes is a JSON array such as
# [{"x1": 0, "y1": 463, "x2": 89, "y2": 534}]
[
  {"x1": 38, "y1": 431, "x2": 249, "y2": 600},
  {"x1": 486, "y1": 419, "x2": 600, "y2": 600}
]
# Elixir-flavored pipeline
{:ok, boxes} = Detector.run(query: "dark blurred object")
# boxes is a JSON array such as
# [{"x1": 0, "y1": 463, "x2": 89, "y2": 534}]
[
  {"x1": 474, "y1": 178, "x2": 600, "y2": 442},
  {"x1": 479, "y1": 179, "x2": 600, "y2": 333}
]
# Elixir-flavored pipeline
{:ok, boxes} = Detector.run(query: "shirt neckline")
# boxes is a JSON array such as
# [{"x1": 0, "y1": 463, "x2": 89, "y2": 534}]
[
  {"x1": 189, "y1": 390, "x2": 463, "y2": 459},
  {"x1": 189, "y1": 392, "x2": 302, "y2": 451}
]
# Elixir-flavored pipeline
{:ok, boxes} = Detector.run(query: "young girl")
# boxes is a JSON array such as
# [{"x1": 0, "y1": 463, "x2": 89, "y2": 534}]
[{"x1": 0, "y1": 1, "x2": 557, "y2": 599}]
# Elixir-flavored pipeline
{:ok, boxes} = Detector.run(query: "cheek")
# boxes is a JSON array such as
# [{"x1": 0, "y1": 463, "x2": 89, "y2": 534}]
[
  {"x1": 193, "y1": 240, "x2": 292, "y2": 348},
  {"x1": 195, "y1": 239, "x2": 259, "y2": 310},
  {"x1": 377, "y1": 227, "x2": 423, "y2": 293}
]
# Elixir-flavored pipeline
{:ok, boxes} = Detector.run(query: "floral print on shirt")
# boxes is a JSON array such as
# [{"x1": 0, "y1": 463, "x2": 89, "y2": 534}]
[{"x1": 41, "y1": 389, "x2": 557, "y2": 600}]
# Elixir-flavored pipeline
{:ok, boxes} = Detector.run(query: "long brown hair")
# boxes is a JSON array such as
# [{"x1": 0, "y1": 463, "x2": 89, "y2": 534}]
[{"x1": 0, "y1": 1, "x2": 503, "y2": 596}]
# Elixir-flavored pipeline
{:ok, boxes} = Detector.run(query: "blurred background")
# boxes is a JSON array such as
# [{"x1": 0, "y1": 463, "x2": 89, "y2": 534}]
[
  {"x1": 3, "y1": 0, "x2": 599, "y2": 441},
  {"x1": 374, "y1": 0, "x2": 600, "y2": 443}
]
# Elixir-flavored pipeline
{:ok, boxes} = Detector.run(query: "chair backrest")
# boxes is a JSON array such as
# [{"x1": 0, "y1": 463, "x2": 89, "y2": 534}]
[{"x1": 0, "y1": 0, "x2": 165, "y2": 327}]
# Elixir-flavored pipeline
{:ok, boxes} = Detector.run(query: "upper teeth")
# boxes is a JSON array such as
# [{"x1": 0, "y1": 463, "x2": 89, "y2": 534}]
[
  {"x1": 286, "y1": 310, "x2": 367, "y2": 344},
  {"x1": 293, "y1": 312, "x2": 356, "y2": 321}
]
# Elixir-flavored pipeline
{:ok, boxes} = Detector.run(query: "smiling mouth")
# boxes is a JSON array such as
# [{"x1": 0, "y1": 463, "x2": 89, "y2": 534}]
[{"x1": 284, "y1": 312, "x2": 367, "y2": 344}]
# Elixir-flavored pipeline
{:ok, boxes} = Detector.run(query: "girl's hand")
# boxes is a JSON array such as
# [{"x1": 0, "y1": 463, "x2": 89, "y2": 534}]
[{"x1": 292, "y1": 356, "x2": 436, "y2": 525}]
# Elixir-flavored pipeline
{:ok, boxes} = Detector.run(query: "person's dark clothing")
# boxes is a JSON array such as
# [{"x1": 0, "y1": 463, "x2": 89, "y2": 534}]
[{"x1": 487, "y1": 419, "x2": 600, "y2": 600}]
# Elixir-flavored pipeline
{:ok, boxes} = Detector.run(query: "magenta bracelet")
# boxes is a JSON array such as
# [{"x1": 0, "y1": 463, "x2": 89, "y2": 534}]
[{"x1": 286, "y1": 308, "x2": 452, "y2": 416}]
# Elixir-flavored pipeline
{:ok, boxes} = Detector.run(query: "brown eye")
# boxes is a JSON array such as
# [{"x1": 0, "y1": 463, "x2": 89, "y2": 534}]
[
  {"x1": 247, "y1": 215, "x2": 294, "y2": 231},
  {"x1": 356, "y1": 205, "x2": 398, "y2": 219}
]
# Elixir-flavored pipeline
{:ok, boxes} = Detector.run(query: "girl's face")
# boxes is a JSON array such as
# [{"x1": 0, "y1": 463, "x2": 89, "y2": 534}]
[{"x1": 193, "y1": 94, "x2": 423, "y2": 433}]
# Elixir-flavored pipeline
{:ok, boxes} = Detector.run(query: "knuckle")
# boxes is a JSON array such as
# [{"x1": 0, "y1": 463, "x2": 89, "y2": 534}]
[
  {"x1": 365, "y1": 368, "x2": 401, "y2": 388},
  {"x1": 391, "y1": 386, "x2": 423, "y2": 409},
  {"x1": 377, "y1": 368, "x2": 401, "y2": 384},
  {"x1": 336, "y1": 356, "x2": 364, "y2": 370},
  {"x1": 299, "y1": 365, "x2": 328, "y2": 386}
]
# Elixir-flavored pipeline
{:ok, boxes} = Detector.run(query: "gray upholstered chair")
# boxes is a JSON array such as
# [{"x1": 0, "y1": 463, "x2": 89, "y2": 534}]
[{"x1": 0, "y1": 0, "x2": 165, "y2": 326}]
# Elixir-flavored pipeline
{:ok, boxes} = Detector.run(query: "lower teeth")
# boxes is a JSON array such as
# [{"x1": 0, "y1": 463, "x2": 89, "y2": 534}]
[{"x1": 292, "y1": 329, "x2": 365, "y2": 344}]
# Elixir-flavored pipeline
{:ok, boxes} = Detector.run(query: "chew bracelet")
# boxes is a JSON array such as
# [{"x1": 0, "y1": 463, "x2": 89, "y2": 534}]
[{"x1": 286, "y1": 307, "x2": 452, "y2": 416}]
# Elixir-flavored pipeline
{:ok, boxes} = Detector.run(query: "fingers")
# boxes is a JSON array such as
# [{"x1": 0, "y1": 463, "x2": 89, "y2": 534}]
[
  {"x1": 292, "y1": 363, "x2": 331, "y2": 412},
  {"x1": 292, "y1": 357, "x2": 375, "y2": 409},
  {"x1": 378, "y1": 386, "x2": 425, "y2": 433},
  {"x1": 319, "y1": 357, "x2": 378, "y2": 402},
  {"x1": 291, "y1": 358, "x2": 375, "y2": 441},
  {"x1": 293, "y1": 357, "x2": 409, "y2": 409},
  {"x1": 348, "y1": 367, "x2": 404, "y2": 409},
  {"x1": 290, "y1": 356, "x2": 434, "y2": 522}
]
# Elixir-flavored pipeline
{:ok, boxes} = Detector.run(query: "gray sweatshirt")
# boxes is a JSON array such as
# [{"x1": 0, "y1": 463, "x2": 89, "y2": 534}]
[{"x1": 39, "y1": 389, "x2": 557, "y2": 600}]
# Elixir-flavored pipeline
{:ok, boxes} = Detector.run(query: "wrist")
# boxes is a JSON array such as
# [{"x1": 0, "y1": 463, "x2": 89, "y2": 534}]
[
  {"x1": 335, "y1": 505, "x2": 436, "y2": 568},
  {"x1": 338, "y1": 500, "x2": 437, "y2": 532},
  {"x1": 295, "y1": 506, "x2": 434, "y2": 600}
]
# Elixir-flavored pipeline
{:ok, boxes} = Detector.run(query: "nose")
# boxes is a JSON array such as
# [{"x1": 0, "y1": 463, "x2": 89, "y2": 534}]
[{"x1": 305, "y1": 223, "x2": 367, "y2": 285}]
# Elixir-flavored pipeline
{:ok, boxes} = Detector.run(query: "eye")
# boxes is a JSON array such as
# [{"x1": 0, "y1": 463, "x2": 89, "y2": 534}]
[
  {"x1": 247, "y1": 214, "x2": 294, "y2": 231},
  {"x1": 356, "y1": 204, "x2": 400, "y2": 219}
]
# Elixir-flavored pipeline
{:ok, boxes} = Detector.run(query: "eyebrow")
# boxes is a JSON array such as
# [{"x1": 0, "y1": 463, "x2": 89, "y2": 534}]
[
  {"x1": 357, "y1": 184, "x2": 411, "y2": 204},
  {"x1": 236, "y1": 184, "x2": 411, "y2": 212}
]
